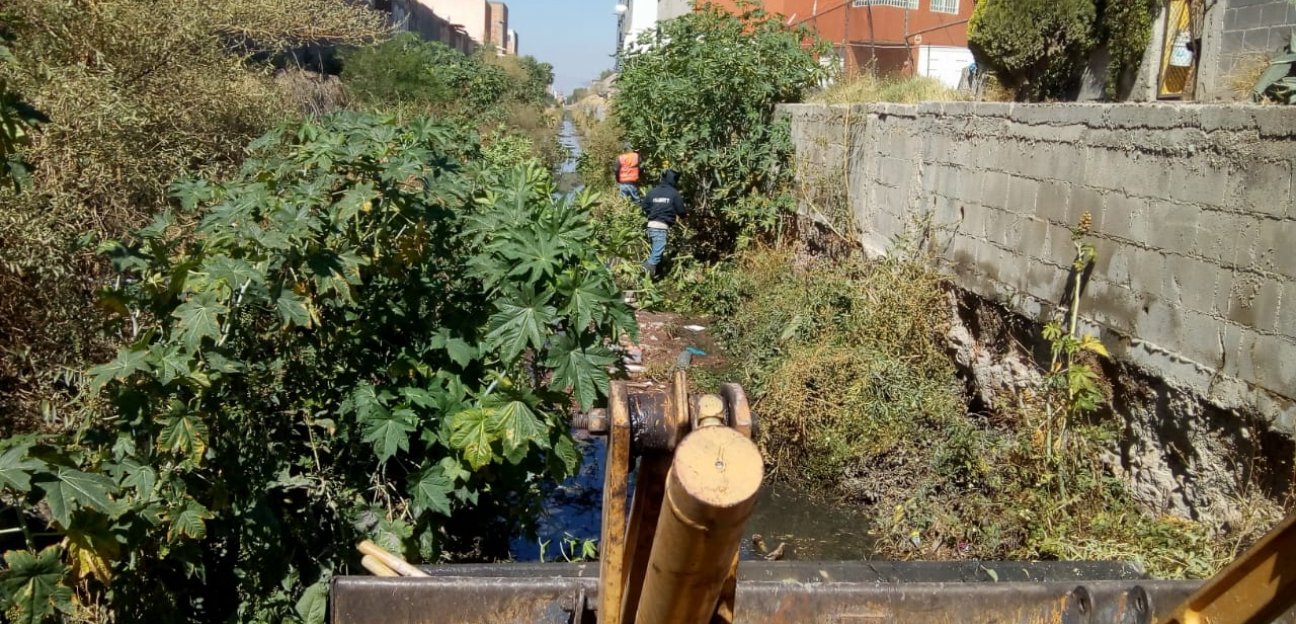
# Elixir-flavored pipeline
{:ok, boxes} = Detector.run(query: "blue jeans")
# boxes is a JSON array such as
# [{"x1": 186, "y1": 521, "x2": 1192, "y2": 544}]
[
  {"x1": 646, "y1": 227, "x2": 668, "y2": 266},
  {"x1": 619, "y1": 183, "x2": 641, "y2": 200}
]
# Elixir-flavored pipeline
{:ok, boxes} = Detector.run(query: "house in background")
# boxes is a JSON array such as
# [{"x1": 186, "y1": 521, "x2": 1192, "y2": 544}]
[
  {"x1": 387, "y1": 0, "x2": 519, "y2": 54},
  {"x1": 618, "y1": 0, "x2": 975, "y2": 87},
  {"x1": 487, "y1": 2, "x2": 514, "y2": 54},
  {"x1": 701, "y1": 0, "x2": 974, "y2": 86}
]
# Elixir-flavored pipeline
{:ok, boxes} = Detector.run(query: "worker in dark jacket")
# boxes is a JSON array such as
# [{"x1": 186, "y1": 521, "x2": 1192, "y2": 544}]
[{"x1": 640, "y1": 169, "x2": 685, "y2": 278}]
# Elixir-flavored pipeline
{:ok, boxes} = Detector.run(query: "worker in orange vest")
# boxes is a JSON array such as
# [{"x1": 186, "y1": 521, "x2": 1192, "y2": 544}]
[{"x1": 614, "y1": 146, "x2": 641, "y2": 200}]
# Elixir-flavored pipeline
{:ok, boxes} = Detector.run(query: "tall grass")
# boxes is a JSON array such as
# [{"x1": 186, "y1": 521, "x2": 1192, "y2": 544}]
[{"x1": 811, "y1": 73, "x2": 966, "y2": 104}]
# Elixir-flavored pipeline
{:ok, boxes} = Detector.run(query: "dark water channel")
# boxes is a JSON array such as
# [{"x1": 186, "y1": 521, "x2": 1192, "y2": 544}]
[
  {"x1": 507, "y1": 119, "x2": 873, "y2": 563},
  {"x1": 508, "y1": 437, "x2": 874, "y2": 562}
]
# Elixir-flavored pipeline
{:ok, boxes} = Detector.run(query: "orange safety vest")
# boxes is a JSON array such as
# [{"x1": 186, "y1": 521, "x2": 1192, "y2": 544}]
[{"x1": 617, "y1": 152, "x2": 640, "y2": 183}]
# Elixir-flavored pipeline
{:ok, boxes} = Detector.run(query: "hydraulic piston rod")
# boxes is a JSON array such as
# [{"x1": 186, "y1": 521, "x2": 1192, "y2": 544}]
[{"x1": 634, "y1": 425, "x2": 764, "y2": 624}]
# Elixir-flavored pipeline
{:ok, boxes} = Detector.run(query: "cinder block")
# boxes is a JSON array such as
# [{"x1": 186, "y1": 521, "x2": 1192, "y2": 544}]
[
  {"x1": 981, "y1": 171, "x2": 1014, "y2": 210},
  {"x1": 1166, "y1": 159, "x2": 1229, "y2": 207},
  {"x1": 1280, "y1": 279, "x2": 1296, "y2": 339},
  {"x1": 1147, "y1": 202, "x2": 1202, "y2": 254},
  {"x1": 1244, "y1": 28, "x2": 1274, "y2": 50},
  {"x1": 1086, "y1": 148, "x2": 1135, "y2": 193},
  {"x1": 1214, "y1": 268, "x2": 1239, "y2": 318},
  {"x1": 1084, "y1": 278, "x2": 1143, "y2": 333},
  {"x1": 1178, "y1": 309, "x2": 1227, "y2": 370},
  {"x1": 1045, "y1": 224, "x2": 1080, "y2": 268},
  {"x1": 1021, "y1": 216, "x2": 1051, "y2": 260},
  {"x1": 1001, "y1": 212, "x2": 1030, "y2": 250},
  {"x1": 1252, "y1": 335, "x2": 1296, "y2": 394},
  {"x1": 1101, "y1": 193, "x2": 1150, "y2": 242},
  {"x1": 1007, "y1": 177, "x2": 1041, "y2": 215},
  {"x1": 1128, "y1": 247, "x2": 1167, "y2": 299},
  {"x1": 878, "y1": 157, "x2": 910, "y2": 186},
  {"x1": 1234, "y1": 4, "x2": 1267, "y2": 30},
  {"x1": 1229, "y1": 160, "x2": 1292, "y2": 217},
  {"x1": 1254, "y1": 219, "x2": 1296, "y2": 278},
  {"x1": 1196, "y1": 106, "x2": 1257, "y2": 133},
  {"x1": 1069, "y1": 186, "x2": 1105, "y2": 228},
  {"x1": 1196, "y1": 210, "x2": 1245, "y2": 265},
  {"x1": 1026, "y1": 256, "x2": 1069, "y2": 298},
  {"x1": 1164, "y1": 255, "x2": 1219, "y2": 312},
  {"x1": 1102, "y1": 242, "x2": 1134, "y2": 288},
  {"x1": 1037, "y1": 181, "x2": 1071, "y2": 223},
  {"x1": 1134, "y1": 298, "x2": 1185, "y2": 351},
  {"x1": 1227, "y1": 274, "x2": 1283, "y2": 332},
  {"x1": 1253, "y1": 107, "x2": 1296, "y2": 139}
]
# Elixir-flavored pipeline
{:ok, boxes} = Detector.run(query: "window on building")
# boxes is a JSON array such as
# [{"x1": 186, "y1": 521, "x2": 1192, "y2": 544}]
[
  {"x1": 929, "y1": 0, "x2": 959, "y2": 14},
  {"x1": 851, "y1": 0, "x2": 919, "y2": 9}
]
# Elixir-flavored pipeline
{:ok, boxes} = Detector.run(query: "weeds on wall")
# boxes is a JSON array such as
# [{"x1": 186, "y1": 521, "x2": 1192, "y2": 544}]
[{"x1": 1041, "y1": 212, "x2": 1108, "y2": 463}]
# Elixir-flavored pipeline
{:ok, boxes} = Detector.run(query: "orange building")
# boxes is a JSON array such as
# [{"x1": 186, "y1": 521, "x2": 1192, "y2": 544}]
[{"x1": 699, "y1": 0, "x2": 975, "y2": 83}]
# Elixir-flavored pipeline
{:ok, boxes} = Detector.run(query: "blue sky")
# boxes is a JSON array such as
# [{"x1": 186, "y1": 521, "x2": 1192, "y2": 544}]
[{"x1": 507, "y1": 0, "x2": 619, "y2": 94}]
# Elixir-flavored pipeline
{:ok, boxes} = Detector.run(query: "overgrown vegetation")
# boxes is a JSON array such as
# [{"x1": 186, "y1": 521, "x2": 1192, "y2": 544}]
[
  {"x1": 811, "y1": 74, "x2": 964, "y2": 104},
  {"x1": 0, "y1": 2, "x2": 609, "y2": 621},
  {"x1": 675, "y1": 243, "x2": 1251, "y2": 579},
  {"x1": 0, "y1": 114, "x2": 634, "y2": 623},
  {"x1": 0, "y1": 0, "x2": 383, "y2": 433},
  {"x1": 342, "y1": 34, "x2": 567, "y2": 170},
  {"x1": 968, "y1": 0, "x2": 1159, "y2": 100},
  {"x1": 614, "y1": 3, "x2": 829, "y2": 258}
]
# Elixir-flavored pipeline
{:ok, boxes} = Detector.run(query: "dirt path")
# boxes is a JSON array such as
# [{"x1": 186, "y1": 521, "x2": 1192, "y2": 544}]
[{"x1": 621, "y1": 310, "x2": 732, "y2": 389}]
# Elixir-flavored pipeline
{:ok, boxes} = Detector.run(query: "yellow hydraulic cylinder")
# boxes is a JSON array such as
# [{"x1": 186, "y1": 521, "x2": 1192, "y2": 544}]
[{"x1": 633, "y1": 425, "x2": 763, "y2": 624}]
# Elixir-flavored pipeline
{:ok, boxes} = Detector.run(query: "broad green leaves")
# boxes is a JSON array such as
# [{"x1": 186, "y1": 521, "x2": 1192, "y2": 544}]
[
  {"x1": 449, "y1": 407, "x2": 495, "y2": 470},
  {"x1": 486, "y1": 294, "x2": 556, "y2": 362},
  {"x1": 171, "y1": 291, "x2": 228, "y2": 353},
  {"x1": 0, "y1": 443, "x2": 44, "y2": 492},
  {"x1": 35, "y1": 468, "x2": 116, "y2": 528},
  {"x1": 410, "y1": 466, "x2": 454, "y2": 517},
  {"x1": 546, "y1": 337, "x2": 617, "y2": 411},
  {"x1": 0, "y1": 546, "x2": 71, "y2": 624},
  {"x1": 169, "y1": 501, "x2": 212, "y2": 541},
  {"x1": 40, "y1": 113, "x2": 633, "y2": 622},
  {"x1": 362, "y1": 408, "x2": 417, "y2": 463}
]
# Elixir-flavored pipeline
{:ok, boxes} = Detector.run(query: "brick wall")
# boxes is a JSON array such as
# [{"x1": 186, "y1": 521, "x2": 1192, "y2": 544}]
[{"x1": 782, "y1": 102, "x2": 1296, "y2": 435}]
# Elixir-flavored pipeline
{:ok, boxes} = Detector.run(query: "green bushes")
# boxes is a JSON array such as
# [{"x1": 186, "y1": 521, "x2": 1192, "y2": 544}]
[
  {"x1": 0, "y1": 114, "x2": 635, "y2": 623},
  {"x1": 969, "y1": 0, "x2": 1160, "y2": 100},
  {"x1": 968, "y1": 0, "x2": 1098, "y2": 100},
  {"x1": 614, "y1": 4, "x2": 828, "y2": 258}
]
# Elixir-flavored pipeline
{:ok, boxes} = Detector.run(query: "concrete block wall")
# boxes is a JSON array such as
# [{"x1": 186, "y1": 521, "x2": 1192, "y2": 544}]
[
  {"x1": 782, "y1": 102, "x2": 1296, "y2": 435},
  {"x1": 1199, "y1": 0, "x2": 1296, "y2": 101}
]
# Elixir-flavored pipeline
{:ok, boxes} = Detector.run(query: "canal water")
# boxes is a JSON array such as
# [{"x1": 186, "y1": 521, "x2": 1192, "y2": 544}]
[{"x1": 507, "y1": 117, "x2": 873, "y2": 563}]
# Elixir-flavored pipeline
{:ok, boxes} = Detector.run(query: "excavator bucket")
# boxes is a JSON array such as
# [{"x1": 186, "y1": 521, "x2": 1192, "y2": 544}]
[{"x1": 329, "y1": 374, "x2": 1296, "y2": 624}]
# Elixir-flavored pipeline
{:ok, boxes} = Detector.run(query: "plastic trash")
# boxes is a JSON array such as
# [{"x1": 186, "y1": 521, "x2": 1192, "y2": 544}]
[
  {"x1": 682, "y1": 324, "x2": 706, "y2": 332},
  {"x1": 686, "y1": 347, "x2": 707, "y2": 357}
]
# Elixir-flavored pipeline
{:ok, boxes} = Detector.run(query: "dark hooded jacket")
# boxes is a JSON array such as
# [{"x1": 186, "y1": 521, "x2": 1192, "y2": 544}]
[{"x1": 640, "y1": 170, "x2": 686, "y2": 226}]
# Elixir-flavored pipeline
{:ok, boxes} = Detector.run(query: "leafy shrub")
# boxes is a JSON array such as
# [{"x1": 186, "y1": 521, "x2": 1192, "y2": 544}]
[
  {"x1": 0, "y1": 114, "x2": 635, "y2": 623},
  {"x1": 1098, "y1": 0, "x2": 1160, "y2": 98},
  {"x1": 614, "y1": 4, "x2": 829, "y2": 258},
  {"x1": 969, "y1": 0, "x2": 1160, "y2": 101},
  {"x1": 968, "y1": 0, "x2": 1098, "y2": 100}
]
